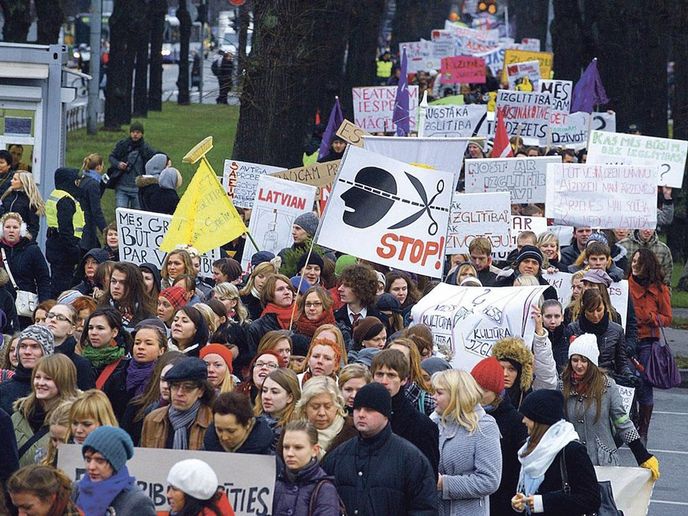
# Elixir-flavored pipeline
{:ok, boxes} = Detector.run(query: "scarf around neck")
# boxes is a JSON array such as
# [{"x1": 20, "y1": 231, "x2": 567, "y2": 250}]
[
  {"x1": 126, "y1": 359, "x2": 156, "y2": 396},
  {"x1": 261, "y1": 303, "x2": 296, "y2": 330},
  {"x1": 317, "y1": 414, "x2": 345, "y2": 458},
  {"x1": 517, "y1": 419, "x2": 579, "y2": 498},
  {"x1": 77, "y1": 465, "x2": 135, "y2": 516},
  {"x1": 294, "y1": 309, "x2": 336, "y2": 337},
  {"x1": 168, "y1": 399, "x2": 201, "y2": 450},
  {"x1": 579, "y1": 311, "x2": 609, "y2": 335},
  {"x1": 82, "y1": 344, "x2": 125, "y2": 369}
]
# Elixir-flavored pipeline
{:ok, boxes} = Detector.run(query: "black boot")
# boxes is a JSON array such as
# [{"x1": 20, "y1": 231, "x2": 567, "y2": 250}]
[{"x1": 638, "y1": 403, "x2": 654, "y2": 446}]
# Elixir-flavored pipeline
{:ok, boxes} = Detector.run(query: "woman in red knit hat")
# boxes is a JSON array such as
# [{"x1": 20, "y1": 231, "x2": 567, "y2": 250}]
[{"x1": 200, "y1": 344, "x2": 234, "y2": 394}]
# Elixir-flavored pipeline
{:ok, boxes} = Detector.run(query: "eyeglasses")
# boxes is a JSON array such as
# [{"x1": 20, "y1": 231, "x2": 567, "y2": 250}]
[
  {"x1": 255, "y1": 361, "x2": 279, "y2": 370},
  {"x1": 169, "y1": 382, "x2": 200, "y2": 393},
  {"x1": 46, "y1": 312, "x2": 74, "y2": 324},
  {"x1": 305, "y1": 301, "x2": 323, "y2": 308}
]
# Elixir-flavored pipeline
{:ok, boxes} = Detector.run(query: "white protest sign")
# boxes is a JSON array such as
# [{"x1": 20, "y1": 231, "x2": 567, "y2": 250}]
[
  {"x1": 548, "y1": 225, "x2": 574, "y2": 248},
  {"x1": 241, "y1": 175, "x2": 317, "y2": 269},
  {"x1": 617, "y1": 385, "x2": 635, "y2": 414},
  {"x1": 496, "y1": 89, "x2": 550, "y2": 145},
  {"x1": 465, "y1": 156, "x2": 561, "y2": 203},
  {"x1": 411, "y1": 283, "x2": 548, "y2": 368},
  {"x1": 542, "y1": 270, "x2": 573, "y2": 306},
  {"x1": 492, "y1": 216, "x2": 548, "y2": 262},
  {"x1": 399, "y1": 40, "x2": 433, "y2": 73},
  {"x1": 549, "y1": 112, "x2": 617, "y2": 149},
  {"x1": 222, "y1": 159, "x2": 286, "y2": 209},
  {"x1": 317, "y1": 146, "x2": 453, "y2": 278},
  {"x1": 545, "y1": 164, "x2": 658, "y2": 229},
  {"x1": 116, "y1": 208, "x2": 219, "y2": 278},
  {"x1": 506, "y1": 60, "x2": 541, "y2": 91},
  {"x1": 446, "y1": 192, "x2": 511, "y2": 254},
  {"x1": 587, "y1": 130, "x2": 688, "y2": 188},
  {"x1": 594, "y1": 467, "x2": 654, "y2": 516},
  {"x1": 57, "y1": 444, "x2": 275, "y2": 515},
  {"x1": 592, "y1": 111, "x2": 616, "y2": 133},
  {"x1": 352, "y1": 85, "x2": 419, "y2": 133},
  {"x1": 609, "y1": 279, "x2": 629, "y2": 328},
  {"x1": 421, "y1": 104, "x2": 488, "y2": 137},
  {"x1": 520, "y1": 38, "x2": 541, "y2": 51},
  {"x1": 539, "y1": 79, "x2": 572, "y2": 114},
  {"x1": 476, "y1": 46, "x2": 506, "y2": 76}
]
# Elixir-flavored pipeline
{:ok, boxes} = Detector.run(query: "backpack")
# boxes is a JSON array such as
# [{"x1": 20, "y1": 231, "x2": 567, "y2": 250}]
[{"x1": 309, "y1": 479, "x2": 347, "y2": 516}]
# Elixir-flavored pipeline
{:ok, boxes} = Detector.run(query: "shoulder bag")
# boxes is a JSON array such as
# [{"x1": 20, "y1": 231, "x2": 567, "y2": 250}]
[
  {"x1": 645, "y1": 322, "x2": 681, "y2": 389},
  {"x1": 2, "y1": 248, "x2": 38, "y2": 317}
]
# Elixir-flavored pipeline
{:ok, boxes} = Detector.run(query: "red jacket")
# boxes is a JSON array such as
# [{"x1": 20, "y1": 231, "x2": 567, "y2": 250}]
[
  {"x1": 156, "y1": 492, "x2": 235, "y2": 516},
  {"x1": 629, "y1": 275, "x2": 672, "y2": 340}
]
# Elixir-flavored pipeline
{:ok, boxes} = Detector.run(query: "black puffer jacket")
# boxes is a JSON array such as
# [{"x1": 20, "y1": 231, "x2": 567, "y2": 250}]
[
  {"x1": 0, "y1": 190, "x2": 40, "y2": 239},
  {"x1": 564, "y1": 315, "x2": 632, "y2": 377},
  {"x1": 0, "y1": 365, "x2": 31, "y2": 414},
  {"x1": 0, "y1": 237, "x2": 51, "y2": 301},
  {"x1": 390, "y1": 391, "x2": 440, "y2": 477},
  {"x1": 54, "y1": 336, "x2": 96, "y2": 391},
  {"x1": 204, "y1": 416, "x2": 274, "y2": 455},
  {"x1": 77, "y1": 173, "x2": 107, "y2": 251}
]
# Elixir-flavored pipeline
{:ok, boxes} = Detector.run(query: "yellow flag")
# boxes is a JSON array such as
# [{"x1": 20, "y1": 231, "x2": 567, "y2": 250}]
[{"x1": 160, "y1": 159, "x2": 247, "y2": 255}]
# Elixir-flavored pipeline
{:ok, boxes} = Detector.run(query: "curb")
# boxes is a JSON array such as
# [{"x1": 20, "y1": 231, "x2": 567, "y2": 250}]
[{"x1": 680, "y1": 369, "x2": 688, "y2": 388}]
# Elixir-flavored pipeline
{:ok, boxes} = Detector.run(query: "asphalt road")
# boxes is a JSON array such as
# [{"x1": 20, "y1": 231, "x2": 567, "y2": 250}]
[{"x1": 162, "y1": 59, "x2": 239, "y2": 105}]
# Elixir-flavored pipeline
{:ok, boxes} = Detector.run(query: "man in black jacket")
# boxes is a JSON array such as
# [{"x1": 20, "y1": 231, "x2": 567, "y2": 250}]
[
  {"x1": 334, "y1": 264, "x2": 388, "y2": 332},
  {"x1": 322, "y1": 383, "x2": 437, "y2": 516},
  {"x1": 77, "y1": 170, "x2": 107, "y2": 252},
  {"x1": 108, "y1": 122, "x2": 156, "y2": 209}
]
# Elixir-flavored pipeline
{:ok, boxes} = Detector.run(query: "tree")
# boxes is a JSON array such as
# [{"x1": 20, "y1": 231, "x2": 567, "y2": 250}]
[
  {"x1": 0, "y1": 0, "x2": 31, "y2": 42},
  {"x1": 104, "y1": 0, "x2": 137, "y2": 129},
  {"x1": 507, "y1": 0, "x2": 549, "y2": 48},
  {"x1": 148, "y1": 0, "x2": 167, "y2": 111},
  {"x1": 35, "y1": 0, "x2": 64, "y2": 44},
  {"x1": 132, "y1": 1, "x2": 151, "y2": 117},
  {"x1": 390, "y1": 0, "x2": 451, "y2": 52},
  {"x1": 176, "y1": 0, "x2": 191, "y2": 105}
]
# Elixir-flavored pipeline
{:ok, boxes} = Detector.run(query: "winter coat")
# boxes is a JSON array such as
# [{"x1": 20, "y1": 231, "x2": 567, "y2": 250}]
[
  {"x1": 525, "y1": 441, "x2": 601, "y2": 515},
  {"x1": 0, "y1": 190, "x2": 40, "y2": 238},
  {"x1": 92, "y1": 357, "x2": 130, "y2": 421},
  {"x1": 11, "y1": 401, "x2": 49, "y2": 467},
  {"x1": 0, "y1": 408, "x2": 19, "y2": 483},
  {"x1": 273, "y1": 458, "x2": 341, "y2": 516},
  {"x1": 0, "y1": 276, "x2": 19, "y2": 333},
  {"x1": 437, "y1": 407, "x2": 502, "y2": 516},
  {"x1": 321, "y1": 422, "x2": 438, "y2": 516},
  {"x1": 0, "y1": 237, "x2": 51, "y2": 301},
  {"x1": 204, "y1": 416, "x2": 274, "y2": 455},
  {"x1": 628, "y1": 275, "x2": 672, "y2": 340},
  {"x1": 334, "y1": 305, "x2": 389, "y2": 333},
  {"x1": 558, "y1": 244, "x2": 584, "y2": 271},
  {"x1": 322, "y1": 414, "x2": 358, "y2": 455},
  {"x1": 140, "y1": 404, "x2": 212, "y2": 450},
  {"x1": 618, "y1": 231, "x2": 673, "y2": 286},
  {"x1": 77, "y1": 174, "x2": 107, "y2": 251},
  {"x1": 241, "y1": 293, "x2": 263, "y2": 321},
  {"x1": 156, "y1": 188, "x2": 180, "y2": 215},
  {"x1": 390, "y1": 390, "x2": 440, "y2": 477},
  {"x1": 245, "y1": 313, "x2": 310, "y2": 360},
  {"x1": 135, "y1": 175, "x2": 162, "y2": 213},
  {"x1": 108, "y1": 137, "x2": 156, "y2": 191},
  {"x1": 0, "y1": 365, "x2": 31, "y2": 414},
  {"x1": 73, "y1": 481, "x2": 156, "y2": 516},
  {"x1": 54, "y1": 336, "x2": 96, "y2": 391},
  {"x1": 71, "y1": 248, "x2": 110, "y2": 295},
  {"x1": 486, "y1": 396, "x2": 527, "y2": 516},
  {"x1": 531, "y1": 331, "x2": 558, "y2": 390},
  {"x1": 564, "y1": 317, "x2": 632, "y2": 377}
]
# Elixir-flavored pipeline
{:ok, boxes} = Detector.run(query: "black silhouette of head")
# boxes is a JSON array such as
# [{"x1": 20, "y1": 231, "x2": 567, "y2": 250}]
[{"x1": 340, "y1": 167, "x2": 397, "y2": 229}]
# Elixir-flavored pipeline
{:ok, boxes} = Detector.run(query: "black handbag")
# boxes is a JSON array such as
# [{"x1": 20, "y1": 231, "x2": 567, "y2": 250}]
[
  {"x1": 102, "y1": 165, "x2": 125, "y2": 189},
  {"x1": 560, "y1": 446, "x2": 623, "y2": 516}
]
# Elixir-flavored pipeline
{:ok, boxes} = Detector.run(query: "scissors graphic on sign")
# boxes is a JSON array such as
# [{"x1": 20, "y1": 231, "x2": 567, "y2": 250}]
[{"x1": 388, "y1": 173, "x2": 446, "y2": 236}]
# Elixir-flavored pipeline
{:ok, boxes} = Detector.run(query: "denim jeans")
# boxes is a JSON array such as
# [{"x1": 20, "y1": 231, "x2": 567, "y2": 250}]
[{"x1": 115, "y1": 188, "x2": 140, "y2": 209}]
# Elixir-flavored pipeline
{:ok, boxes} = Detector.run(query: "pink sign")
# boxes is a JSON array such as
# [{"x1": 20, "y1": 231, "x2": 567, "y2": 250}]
[{"x1": 440, "y1": 56, "x2": 486, "y2": 84}]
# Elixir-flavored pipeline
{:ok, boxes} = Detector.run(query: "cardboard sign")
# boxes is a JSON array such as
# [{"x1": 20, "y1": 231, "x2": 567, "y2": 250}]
[
  {"x1": 545, "y1": 164, "x2": 658, "y2": 229},
  {"x1": 520, "y1": 38, "x2": 541, "y2": 51},
  {"x1": 271, "y1": 160, "x2": 340, "y2": 202},
  {"x1": 506, "y1": 60, "x2": 541, "y2": 91},
  {"x1": 241, "y1": 175, "x2": 317, "y2": 269},
  {"x1": 116, "y1": 208, "x2": 219, "y2": 278},
  {"x1": 549, "y1": 112, "x2": 616, "y2": 149},
  {"x1": 446, "y1": 192, "x2": 511, "y2": 254},
  {"x1": 317, "y1": 146, "x2": 453, "y2": 278},
  {"x1": 352, "y1": 85, "x2": 419, "y2": 132},
  {"x1": 539, "y1": 79, "x2": 572, "y2": 114},
  {"x1": 495, "y1": 90, "x2": 550, "y2": 145},
  {"x1": 336, "y1": 119, "x2": 369, "y2": 148},
  {"x1": 501, "y1": 49, "x2": 553, "y2": 83},
  {"x1": 586, "y1": 130, "x2": 688, "y2": 188},
  {"x1": 57, "y1": 444, "x2": 275, "y2": 515},
  {"x1": 222, "y1": 160, "x2": 286, "y2": 209},
  {"x1": 440, "y1": 55, "x2": 486, "y2": 84},
  {"x1": 617, "y1": 385, "x2": 635, "y2": 415},
  {"x1": 420, "y1": 104, "x2": 488, "y2": 138},
  {"x1": 542, "y1": 270, "x2": 574, "y2": 306},
  {"x1": 465, "y1": 156, "x2": 561, "y2": 203},
  {"x1": 609, "y1": 279, "x2": 629, "y2": 328},
  {"x1": 399, "y1": 40, "x2": 434, "y2": 73},
  {"x1": 492, "y1": 216, "x2": 548, "y2": 262},
  {"x1": 411, "y1": 283, "x2": 548, "y2": 368}
]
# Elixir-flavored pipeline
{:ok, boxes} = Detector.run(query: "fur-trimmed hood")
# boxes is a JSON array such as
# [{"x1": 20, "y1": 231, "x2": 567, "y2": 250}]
[{"x1": 492, "y1": 337, "x2": 534, "y2": 392}]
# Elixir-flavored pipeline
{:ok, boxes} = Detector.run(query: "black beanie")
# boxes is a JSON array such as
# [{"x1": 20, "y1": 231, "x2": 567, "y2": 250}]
[
  {"x1": 353, "y1": 382, "x2": 391, "y2": 418},
  {"x1": 519, "y1": 389, "x2": 565, "y2": 425},
  {"x1": 297, "y1": 252, "x2": 324, "y2": 272},
  {"x1": 516, "y1": 245, "x2": 544, "y2": 268}
]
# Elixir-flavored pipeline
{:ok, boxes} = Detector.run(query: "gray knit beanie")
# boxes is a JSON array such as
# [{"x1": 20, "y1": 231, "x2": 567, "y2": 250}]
[
  {"x1": 17, "y1": 325, "x2": 54, "y2": 361},
  {"x1": 293, "y1": 212, "x2": 319, "y2": 237}
]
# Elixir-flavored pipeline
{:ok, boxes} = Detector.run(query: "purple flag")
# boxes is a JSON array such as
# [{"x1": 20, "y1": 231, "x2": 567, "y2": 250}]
[
  {"x1": 393, "y1": 48, "x2": 410, "y2": 136},
  {"x1": 570, "y1": 58, "x2": 609, "y2": 114},
  {"x1": 318, "y1": 97, "x2": 344, "y2": 160}
]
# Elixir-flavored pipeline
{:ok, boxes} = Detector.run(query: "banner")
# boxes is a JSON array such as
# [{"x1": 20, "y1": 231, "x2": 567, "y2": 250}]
[
  {"x1": 270, "y1": 160, "x2": 340, "y2": 201},
  {"x1": 440, "y1": 56, "x2": 486, "y2": 84},
  {"x1": 501, "y1": 49, "x2": 553, "y2": 83},
  {"x1": 116, "y1": 208, "x2": 219, "y2": 278},
  {"x1": 520, "y1": 38, "x2": 541, "y2": 51},
  {"x1": 492, "y1": 215, "x2": 548, "y2": 262},
  {"x1": 352, "y1": 85, "x2": 419, "y2": 132},
  {"x1": 446, "y1": 192, "x2": 511, "y2": 254},
  {"x1": 476, "y1": 46, "x2": 506, "y2": 76},
  {"x1": 506, "y1": 60, "x2": 541, "y2": 91},
  {"x1": 336, "y1": 119, "x2": 369, "y2": 147},
  {"x1": 617, "y1": 385, "x2": 635, "y2": 414},
  {"x1": 222, "y1": 160, "x2": 286, "y2": 209},
  {"x1": 399, "y1": 41, "x2": 431, "y2": 73},
  {"x1": 465, "y1": 156, "x2": 561, "y2": 203},
  {"x1": 586, "y1": 130, "x2": 688, "y2": 188},
  {"x1": 57, "y1": 444, "x2": 276, "y2": 515},
  {"x1": 539, "y1": 79, "x2": 572, "y2": 114},
  {"x1": 421, "y1": 104, "x2": 487, "y2": 138},
  {"x1": 411, "y1": 283, "x2": 549, "y2": 368},
  {"x1": 362, "y1": 135, "x2": 469, "y2": 180},
  {"x1": 593, "y1": 467, "x2": 653, "y2": 516},
  {"x1": 495, "y1": 90, "x2": 550, "y2": 145},
  {"x1": 609, "y1": 279, "x2": 629, "y2": 328},
  {"x1": 549, "y1": 112, "x2": 616, "y2": 149},
  {"x1": 545, "y1": 164, "x2": 658, "y2": 229},
  {"x1": 542, "y1": 270, "x2": 573, "y2": 306},
  {"x1": 241, "y1": 175, "x2": 317, "y2": 269},
  {"x1": 317, "y1": 146, "x2": 453, "y2": 278}
]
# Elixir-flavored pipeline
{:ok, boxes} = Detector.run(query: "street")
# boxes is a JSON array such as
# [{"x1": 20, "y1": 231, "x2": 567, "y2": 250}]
[{"x1": 162, "y1": 57, "x2": 239, "y2": 105}]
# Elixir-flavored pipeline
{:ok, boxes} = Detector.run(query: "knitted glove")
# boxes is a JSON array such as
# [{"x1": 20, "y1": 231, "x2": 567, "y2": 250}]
[{"x1": 641, "y1": 456, "x2": 660, "y2": 480}]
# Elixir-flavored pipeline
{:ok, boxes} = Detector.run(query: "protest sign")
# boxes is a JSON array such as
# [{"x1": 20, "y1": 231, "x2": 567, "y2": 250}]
[
  {"x1": 609, "y1": 279, "x2": 629, "y2": 328},
  {"x1": 317, "y1": 146, "x2": 453, "y2": 278},
  {"x1": 594, "y1": 467, "x2": 653, "y2": 516},
  {"x1": 440, "y1": 55, "x2": 486, "y2": 84},
  {"x1": 549, "y1": 225, "x2": 574, "y2": 248},
  {"x1": 116, "y1": 208, "x2": 219, "y2": 277},
  {"x1": 506, "y1": 60, "x2": 541, "y2": 91},
  {"x1": 399, "y1": 40, "x2": 432, "y2": 73},
  {"x1": 617, "y1": 385, "x2": 635, "y2": 414},
  {"x1": 362, "y1": 135, "x2": 469, "y2": 180},
  {"x1": 549, "y1": 112, "x2": 617, "y2": 149},
  {"x1": 222, "y1": 159, "x2": 286, "y2": 209},
  {"x1": 336, "y1": 119, "x2": 369, "y2": 147},
  {"x1": 492, "y1": 215, "x2": 548, "y2": 262},
  {"x1": 542, "y1": 270, "x2": 573, "y2": 306},
  {"x1": 545, "y1": 164, "x2": 658, "y2": 229},
  {"x1": 421, "y1": 104, "x2": 487, "y2": 138},
  {"x1": 57, "y1": 444, "x2": 275, "y2": 515},
  {"x1": 495, "y1": 90, "x2": 550, "y2": 145},
  {"x1": 539, "y1": 79, "x2": 572, "y2": 114},
  {"x1": 241, "y1": 175, "x2": 317, "y2": 269},
  {"x1": 520, "y1": 38, "x2": 541, "y2": 51},
  {"x1": 476, "y1": 46, "x2": 506, "y2": 76},
  {"x1": 501, "y1": 49, "x2": 553, "y2": 83},
  {"x1": 352, "y1": 85, "x2": 419, "y2": 132},
  {"x1": 586, "y1": 130, "x2": 688, "y2": 188},
  {"x1": 270, "y1": 160, "x2": 340, "y2": 202},
  {"x1": 465, "y1": 156, "x2": 561, "y2": 203},
  {"x1": 592, "y1": 111, "x2": 616, "y2": 133},
  {"x1": 446, "y1": 192, "x2": 511, "y2": 254},
  {"x1": 411, "y1": 283, "x2": 548, "y2": 368}
]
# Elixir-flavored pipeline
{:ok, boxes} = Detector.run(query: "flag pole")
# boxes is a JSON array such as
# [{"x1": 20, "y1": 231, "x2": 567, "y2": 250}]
[{"x1": 289, "y1": 237, "x2": 316, "y2": 331}]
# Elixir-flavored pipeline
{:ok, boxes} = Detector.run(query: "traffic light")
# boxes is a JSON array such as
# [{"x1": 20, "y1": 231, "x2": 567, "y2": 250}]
[{"x1": 478, "y1": 0, "x2": 497, "y2": 15}]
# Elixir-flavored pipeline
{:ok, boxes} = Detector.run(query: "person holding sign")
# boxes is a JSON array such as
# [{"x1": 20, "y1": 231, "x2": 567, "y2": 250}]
[
  {"x1": 495, "y1": 246, "x2": 558, "y2": 301},
  {"x1": 561, "y1": 334, "x2": 659, "y2": 479}
]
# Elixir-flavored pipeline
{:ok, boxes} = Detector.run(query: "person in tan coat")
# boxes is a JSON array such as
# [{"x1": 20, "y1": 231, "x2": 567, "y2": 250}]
[{"x1": 140, "y1": 357, "x2": 214, "y2": 450}]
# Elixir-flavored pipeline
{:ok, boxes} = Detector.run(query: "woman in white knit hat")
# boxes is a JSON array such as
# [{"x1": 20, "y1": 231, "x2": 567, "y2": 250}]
[
  {"x1": 165, "y1": 458, "x2": 234, "y2": 516},
  {"x1": 560, "y1": 333, "x2": 659, "y2": 479}
]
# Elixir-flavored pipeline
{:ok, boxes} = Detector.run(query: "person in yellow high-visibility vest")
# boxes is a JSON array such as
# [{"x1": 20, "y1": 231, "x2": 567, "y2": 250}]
[
  {"x1": 45, "y1": 168, "x2": 85, "y2": 298},
  {"x1": 376, "y1": 51, "x2": 393, "y2": 85}
]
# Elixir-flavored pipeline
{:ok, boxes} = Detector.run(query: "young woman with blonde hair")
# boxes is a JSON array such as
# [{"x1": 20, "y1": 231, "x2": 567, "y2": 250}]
[
  {"x1": 68, "y1": 389, "x2": 118, "y2": 445},
  {"x1": 254, "y1": 367, "x2": 301, "y2": 446},
  {"x1": 42, "y1": 400, "x2": 74, "y2": 467},
  {"x1": 240, "y1": 261, "x2": 278, "y2": 320},
  {"x1": 0, "y1": 171, "x2": 45, "y2": 239},
  {"x1": 160, "y1": 249, "x2": 196, "y2": 289}
]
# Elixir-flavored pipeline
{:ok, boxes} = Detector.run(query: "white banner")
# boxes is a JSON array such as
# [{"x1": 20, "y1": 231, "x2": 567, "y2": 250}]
[
  {"x1": 421, "y1": 104, "x2": 488, "y2": 137},
  {"x1": 587, "y1": 130, "x2": 688, "y2": 188},
  {"x1": 609, "y1": 279, "x2": 629, "y2": 328},
  {"x1": 593, "y1": 467, "x2": 654, "y2": 516},
  {"x1": 446, "y1": 192, "x2": 511, "y2": 254},
  {"x1": 617, "y1": 384, "x2": 635, "y2": 414},
  {"x1": 57, "y1": 444, "x2": 275, "y2": 515},
  {"x1": 352, "y1": 85, "x2": 419, "y2": 133},
  {"x1": 539, "y1": 79, "x2": 572, "y2": 114},
  {"x1": 241, "y1": 175, "x2": 317, "y2": 269},
  {"x1": 222, "y1": 159, "x2": 286, "y2": 209},
  {"x1": 506, "y1": 60, "x2": 541, "y2": 91},
  {"x1": 492, "y1": 215, "x2": 548, "y2": 262},
  {"x1": 317, "y1": 146, "x2": 453, "y2": 278},
  {"x1": 495, "y1": 89, "x2": 550, "y2": 145},
  {"x1": 116, "y1": 208, "x2": 219, "y2": 278},
  {"x1": 545, "y1": 164, "x2": 658, "y2": 229},
  {"x1": 465, "y1": 156, "x2": 561, "y2": 203},
  {"x1": 411, "y1": 283, "x2": 548, "y2": 369},
  {"x1": 399, "y1": 40, "x2": 445, "y2": 73},
  {"x1": 476, "y1": 46, "x2": 506, "y2": 76}
]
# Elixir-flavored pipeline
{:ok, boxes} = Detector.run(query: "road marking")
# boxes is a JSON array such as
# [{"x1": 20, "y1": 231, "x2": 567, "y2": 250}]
[
  {"x1": 651, "y1": 500, "x2": 688, "y2": 506},
  {"x1": 654, "y1": 411, "x2": 688, "y2": 416},
  {"x1": 619, "y1": 448, "x2": 688, "y2": 455}
]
